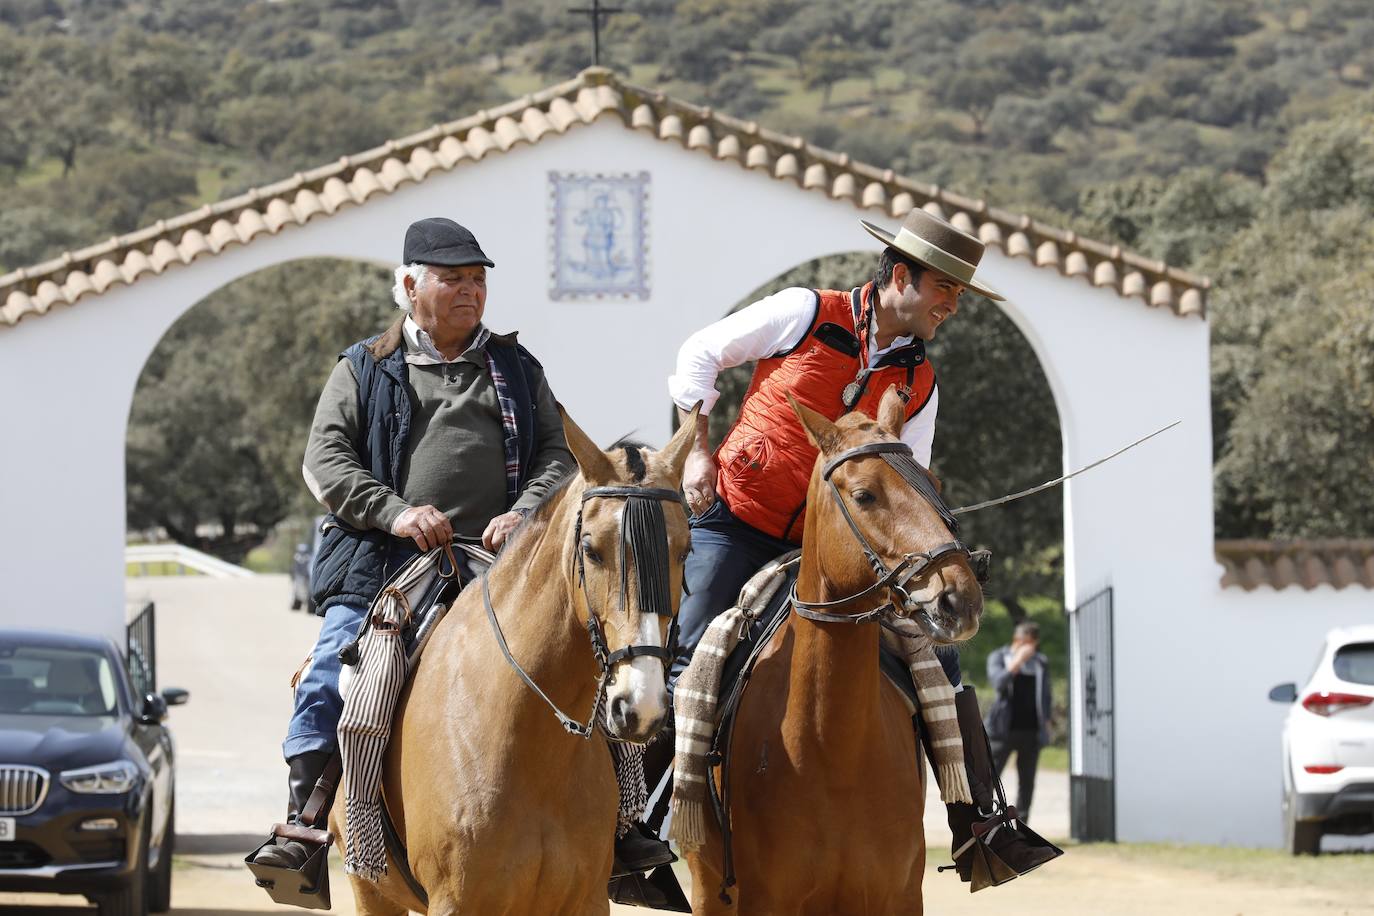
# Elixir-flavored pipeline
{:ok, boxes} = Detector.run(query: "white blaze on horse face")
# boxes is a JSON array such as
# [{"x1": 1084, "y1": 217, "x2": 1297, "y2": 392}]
[{"x1": 605, "y1": 611, "x2": 668, "y2": 739}]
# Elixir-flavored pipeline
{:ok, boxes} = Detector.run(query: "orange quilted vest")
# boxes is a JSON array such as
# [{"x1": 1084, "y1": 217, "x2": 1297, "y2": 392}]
[{"x1": 714, "y1": 284, "x2": 936, "y2": 543}]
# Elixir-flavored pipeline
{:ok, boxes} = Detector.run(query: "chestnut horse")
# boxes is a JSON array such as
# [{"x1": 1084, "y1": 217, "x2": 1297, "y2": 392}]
[
  {"x1": 338, "y1": 408, "x2": 696, "y2": 915},
  {"x1": 687, "y1": 386, "x2": 984, "y2": 915}
]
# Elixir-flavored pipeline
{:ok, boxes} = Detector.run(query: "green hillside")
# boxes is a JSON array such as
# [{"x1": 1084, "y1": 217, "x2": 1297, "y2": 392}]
[{"x1": 4, "y1": 0, "x2": 1372, "y2": 544}]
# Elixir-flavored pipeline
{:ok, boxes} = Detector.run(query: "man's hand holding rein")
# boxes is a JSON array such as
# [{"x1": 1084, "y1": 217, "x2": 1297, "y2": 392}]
[{"x1": 391, "y1": 504, "x2": 453, "y2": 552}]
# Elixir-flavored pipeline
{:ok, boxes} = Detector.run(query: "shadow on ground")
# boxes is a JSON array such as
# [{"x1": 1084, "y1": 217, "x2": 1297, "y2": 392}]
[{"x1": 178, "y1": 832, "x2": 266, "y2": 855}]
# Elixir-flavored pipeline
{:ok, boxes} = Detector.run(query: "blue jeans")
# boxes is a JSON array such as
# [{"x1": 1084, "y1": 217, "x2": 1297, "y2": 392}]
[
  {"x1": 282, "y1": 601, "x2": 366, "y2": 759},
  {"x1": 282, "y1": 540, "x2": 452, "y2": 760},
  {"x1": 670, "y1": 498, "x2": 796, "y2": 689},
  {"x1": 669, "y1": 497, "x2": 963, "y2": 689}
]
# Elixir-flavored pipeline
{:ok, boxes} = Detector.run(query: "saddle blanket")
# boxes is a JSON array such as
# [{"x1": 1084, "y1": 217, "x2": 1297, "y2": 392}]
[{"x1": 668, "y1": 556, "x2": 971, "y2": 851}]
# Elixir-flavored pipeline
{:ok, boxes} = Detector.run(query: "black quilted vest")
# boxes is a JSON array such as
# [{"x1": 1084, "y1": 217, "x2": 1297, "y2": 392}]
[{"x1": 310, "y1": 329, "x2": 541, "y2": 616}]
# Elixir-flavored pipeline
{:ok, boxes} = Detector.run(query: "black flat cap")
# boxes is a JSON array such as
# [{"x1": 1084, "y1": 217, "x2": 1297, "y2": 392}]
[{"x1": 403, "y1": 217, "x2": 495, "y2": 268}]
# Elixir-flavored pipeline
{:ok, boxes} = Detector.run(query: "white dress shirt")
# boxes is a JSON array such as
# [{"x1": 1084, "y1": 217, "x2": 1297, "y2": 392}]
[{"x1": 668, "y1": 286, "x2": 939, "y2": 467}]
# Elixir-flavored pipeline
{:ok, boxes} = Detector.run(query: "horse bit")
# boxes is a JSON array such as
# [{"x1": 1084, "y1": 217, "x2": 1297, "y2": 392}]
[
  {"x1": 484, "y1": 483, "x2": 683, "y2": 739},
  {"x1": 790, "y1": 440, "x2": 991, "y2": 629}
]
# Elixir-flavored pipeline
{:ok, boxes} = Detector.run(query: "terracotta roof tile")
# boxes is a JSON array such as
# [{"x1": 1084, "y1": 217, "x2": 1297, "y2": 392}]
[
  {"x1": 0, "y1": 67, "x2": 1211, "y2": 329},
  {"x1": 1216, "y1": 540, "x2": 1374, "y2": 591}
]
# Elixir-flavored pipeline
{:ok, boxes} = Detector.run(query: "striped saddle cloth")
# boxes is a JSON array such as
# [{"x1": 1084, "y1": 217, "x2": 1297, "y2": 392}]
[
  {"x1": 336, "y1": 542, "x2": 491, "y2": 881},
  {"x1": 668, "y1": 555, "x2": 971, "y2": 852}
]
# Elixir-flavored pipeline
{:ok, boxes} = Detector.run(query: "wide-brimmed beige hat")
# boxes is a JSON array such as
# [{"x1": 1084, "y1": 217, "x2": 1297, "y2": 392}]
[{"x1": 861, "y1": 209, "x2": 1004, "y2": 301}]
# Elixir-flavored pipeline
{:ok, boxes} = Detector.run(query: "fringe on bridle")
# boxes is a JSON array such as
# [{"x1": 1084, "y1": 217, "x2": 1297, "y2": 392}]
[{"x1": 620, "y1": 495, "x2": 672, "y2": 619}]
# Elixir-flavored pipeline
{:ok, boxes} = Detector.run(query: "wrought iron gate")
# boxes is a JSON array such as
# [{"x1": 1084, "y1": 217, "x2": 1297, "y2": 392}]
[
  {"x1": 126, "y1": 601, "x2": 157, "y2": 698},
  {"x1": 1068, "y1": 586, "x2": 1115, "y2": 841}
]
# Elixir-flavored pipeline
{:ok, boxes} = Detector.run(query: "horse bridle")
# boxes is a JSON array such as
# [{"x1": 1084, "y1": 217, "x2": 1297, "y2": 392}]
[
  {"x1": 790, "y1": 440, "x2": 991, "y2": 629},
  {"x1": 484, "y1": 483, "x2": 684, "y2": 739}
]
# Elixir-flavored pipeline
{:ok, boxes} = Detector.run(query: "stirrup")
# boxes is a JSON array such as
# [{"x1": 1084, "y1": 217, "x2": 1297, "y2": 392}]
[
  {"x1": 941, "y1": 806, "x2": 1063, "y2": 893},
  {"x1": 608, "y1": 863, "x2": 691, "y2": 912},
  {"x1": 245, "y1": 822, "x2": 335, "y2": 910}
]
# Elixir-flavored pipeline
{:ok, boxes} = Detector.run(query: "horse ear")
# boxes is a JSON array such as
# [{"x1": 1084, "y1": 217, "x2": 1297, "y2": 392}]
[
  {"x1": 660, "y1": 401, "x2": 701, "y2": 483},
  {"x1": 559, "y1": 404, "x2": 616, "y2": 485},
  {"x1": 787, "y1": 394, "x2": 838, "y2": 452},
  {"x1": 876, "y1": 384, "x2": 905, "y2": 438}
]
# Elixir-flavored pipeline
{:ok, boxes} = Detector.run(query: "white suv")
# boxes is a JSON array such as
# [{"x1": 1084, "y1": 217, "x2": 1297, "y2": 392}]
[{"x1": 1269, "y1": 625, "x2": 1374, "y2": 854}]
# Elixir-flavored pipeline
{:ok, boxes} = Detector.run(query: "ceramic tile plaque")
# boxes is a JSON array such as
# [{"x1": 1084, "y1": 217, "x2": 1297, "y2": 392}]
[{"x1": 548, "y1": 171, "x2": 650, "y2": 300}]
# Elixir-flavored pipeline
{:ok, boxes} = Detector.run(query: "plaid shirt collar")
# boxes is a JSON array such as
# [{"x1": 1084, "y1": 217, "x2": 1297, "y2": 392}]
[{"x1": 402, "y1": 315, "x2": 490, "y2": 366}]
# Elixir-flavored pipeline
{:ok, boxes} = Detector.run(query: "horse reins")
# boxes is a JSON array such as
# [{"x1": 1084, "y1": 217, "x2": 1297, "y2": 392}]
[
  {"x1": 790, "y1": 440, "x2": 991, "y2": 626},
  {"x1": 484, "y1": 483, "x2": 683, "y2": 739}
]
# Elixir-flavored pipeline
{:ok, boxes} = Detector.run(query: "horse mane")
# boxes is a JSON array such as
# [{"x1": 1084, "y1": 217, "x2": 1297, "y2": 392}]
[{"x1": 489, "y1": 437, "x2": 662, "y2": 569}]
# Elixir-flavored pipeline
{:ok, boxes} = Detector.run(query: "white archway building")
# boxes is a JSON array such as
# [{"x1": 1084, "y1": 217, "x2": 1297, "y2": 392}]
[{"x1": 1, "y1": 69, "x2": 1366, "y2": 849}]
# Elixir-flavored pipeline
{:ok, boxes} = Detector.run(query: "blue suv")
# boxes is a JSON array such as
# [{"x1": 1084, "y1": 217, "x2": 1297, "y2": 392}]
[{"x1": 0, "y1": 629, "x2": 188, "y2": 914}]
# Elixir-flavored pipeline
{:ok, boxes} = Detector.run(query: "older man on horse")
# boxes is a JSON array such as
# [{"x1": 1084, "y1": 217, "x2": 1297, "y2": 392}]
[
  {"x1": 660, "y1": 209, "x2": 1058, "y2": 887},
  {"x1": 253, "y1": 218, "x2": 664, "y2": 874}
]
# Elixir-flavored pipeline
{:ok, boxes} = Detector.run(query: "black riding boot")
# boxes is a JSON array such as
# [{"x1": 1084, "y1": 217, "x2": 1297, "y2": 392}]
[
  {"x1": 613, "y1": 822, "x2": 676, "y2": 876},
  {"x1": 945, "y1": 688, "x2": 1059, "y2": 890},
  {"x1": 251, "y1": 750, "x2": 332, "y2": 869}
]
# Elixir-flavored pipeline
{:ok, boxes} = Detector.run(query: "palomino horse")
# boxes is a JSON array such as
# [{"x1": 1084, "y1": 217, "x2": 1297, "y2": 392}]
[
  {"x1": 338, "y1": 408, "x2": 697, "y2": 915},
  {"x1": 687, "y1": 385, "x2": 984, "y2": 915}
]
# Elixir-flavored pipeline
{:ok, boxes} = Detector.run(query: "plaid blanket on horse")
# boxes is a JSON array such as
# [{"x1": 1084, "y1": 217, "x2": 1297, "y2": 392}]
[{"x1": 668, "y1": 559, "x2": 972, "y2": 852}]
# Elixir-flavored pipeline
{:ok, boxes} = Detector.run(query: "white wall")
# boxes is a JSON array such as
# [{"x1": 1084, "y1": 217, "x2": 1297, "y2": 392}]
[
  {"x1": 1, "y1": 116, "x2": 1349, "y2": 846},
  {"x1": 1184, "y1": 583, "x2": 1372, "y2": 846}
]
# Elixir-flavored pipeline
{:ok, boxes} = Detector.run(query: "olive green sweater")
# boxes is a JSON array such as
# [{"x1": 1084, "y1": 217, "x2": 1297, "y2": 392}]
[{"x1": 303, "y1": 323, "x2": 573, "y2": 538}]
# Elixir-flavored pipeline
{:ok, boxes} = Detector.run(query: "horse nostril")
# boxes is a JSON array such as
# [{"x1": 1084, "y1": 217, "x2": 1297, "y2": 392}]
[
  {"x1": 610, "y1": 696, "x2": 638, "y2": 733},
  {"x1": 938, "y1": 588, "x2": 963, "y2": 622}
]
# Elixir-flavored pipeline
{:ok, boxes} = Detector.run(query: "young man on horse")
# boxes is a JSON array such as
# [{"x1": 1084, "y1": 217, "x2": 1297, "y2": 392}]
[
  {"x1": 252, "y1": 218, "x2": 666, "y2": 874},
  {"x1": 662, "y1": 209, "x2": 1057, "y2": 886}
]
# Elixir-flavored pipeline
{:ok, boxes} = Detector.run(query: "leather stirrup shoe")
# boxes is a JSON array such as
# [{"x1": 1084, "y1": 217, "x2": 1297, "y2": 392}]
[
  {"x1": 251, "y1": 750, "x2": 332, "y2": 869},
  {"x1": 942, "y1": 687, "x2": 1062, "y2": 891},
  {"x1": 612, "y1": 822, "x2": 677, "y2": 877},
  {"x1": 609, "y1": 863, "x2": 691, "y2": 912}
]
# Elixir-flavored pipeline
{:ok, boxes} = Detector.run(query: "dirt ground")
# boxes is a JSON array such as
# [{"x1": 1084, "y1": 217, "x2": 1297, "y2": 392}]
[
  {"x1": 5, "y1": 843, "x2": 1371, "y2": 915},
  {"x1": 2, "y1": 576, "x2": 1369, "y2": 915}
]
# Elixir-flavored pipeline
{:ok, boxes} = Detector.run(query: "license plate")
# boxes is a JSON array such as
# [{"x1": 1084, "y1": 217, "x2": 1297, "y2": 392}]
[{"x1": 0, "y1": 818, "x2": 14, "y2": 841}]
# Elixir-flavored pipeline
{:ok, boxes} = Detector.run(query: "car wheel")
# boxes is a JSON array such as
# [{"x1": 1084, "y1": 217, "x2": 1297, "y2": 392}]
[
  {"x1": 98, "y1": 818, "x2": 149, "y2": 916},
  {"x1": 147, "y1": 798, "x2": 174, "y2": 913},
  {"x1": 1284, "y1": 787, "x2": 1322, "y2": 855}
]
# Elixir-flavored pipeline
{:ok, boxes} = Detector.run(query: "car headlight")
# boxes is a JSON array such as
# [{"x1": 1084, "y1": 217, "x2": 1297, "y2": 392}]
[{"x1": 59, "y1": 760, "x2": 139, "y2": 794}]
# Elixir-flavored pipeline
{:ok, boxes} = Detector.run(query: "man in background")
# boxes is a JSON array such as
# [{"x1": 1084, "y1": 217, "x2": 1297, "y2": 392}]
[{"x1": 986, "y1": 621, "x2": 1053, "y2": 822}]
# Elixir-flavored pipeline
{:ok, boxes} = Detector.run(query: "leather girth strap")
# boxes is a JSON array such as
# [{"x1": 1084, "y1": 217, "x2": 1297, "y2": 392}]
[
  {"x1": 381, "y1": 799, "x2": 428, "y2": 906},
  {"x1": 705, "y1": 597, "x2": 792, "y2": 904}
]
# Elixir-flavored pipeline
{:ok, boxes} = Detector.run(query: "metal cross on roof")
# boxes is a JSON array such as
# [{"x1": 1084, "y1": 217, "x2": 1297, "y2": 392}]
[{"x1": 569, "y1": 0, "x2": 625, "y2": 67}]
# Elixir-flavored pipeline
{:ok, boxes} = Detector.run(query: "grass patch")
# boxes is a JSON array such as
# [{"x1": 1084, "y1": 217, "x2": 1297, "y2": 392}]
[
  {"x1": 244, "y1": 544, "x2": 286, "y2": 574},
  {"x1": 1038, "y1": 745, "x2": 1067, "y2": 772},
  {"x1": 1091, "y1": 841, "x2": 1374, "y2": 894},
  {"x1": 125, "y1": 561, "x2": 203, "y2": 577}
]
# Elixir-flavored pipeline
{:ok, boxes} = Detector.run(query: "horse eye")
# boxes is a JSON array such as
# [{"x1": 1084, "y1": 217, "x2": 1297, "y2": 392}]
[
  {"x1": 582, "y1": 538, "x2": 602, "y2": 564},
  {"x1": 851, "y1": 489, "x2": 876, "y2": 506}
]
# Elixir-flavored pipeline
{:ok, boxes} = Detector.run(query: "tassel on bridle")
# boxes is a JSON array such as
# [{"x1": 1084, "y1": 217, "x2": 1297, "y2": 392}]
[{"x1": 620, "y1": 495, "x2": 672, "y2": 620}]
